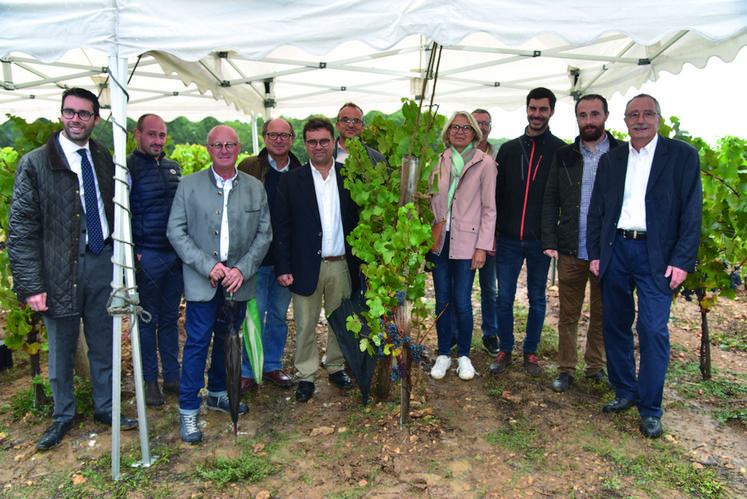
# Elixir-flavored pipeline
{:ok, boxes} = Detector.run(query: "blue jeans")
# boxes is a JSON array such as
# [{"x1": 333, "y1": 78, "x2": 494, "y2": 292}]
[
  {"x1": 602, "y1": 236, "x2": 672, "y2": 418},
  {"x1": 136, "y1": 248, "x2": 183, "y2": 383},
  {"x1": 241, "y1": 265, "x2": 292, "y2": 377},
  {"x1": 179, "y1": 289, "x2": 246, "y2": 413},
  {"x1": 496, "y1": 236, "x2": 550, "y2": 354},
  {"x1": 479, "y1": 253, "x2": 498, "y2": 338},
  {"x1": 430, "y1": 233, "x2": 476, "y2": 358}
]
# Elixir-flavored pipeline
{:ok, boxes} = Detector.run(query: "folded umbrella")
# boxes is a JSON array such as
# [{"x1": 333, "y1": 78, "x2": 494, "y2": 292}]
[
  {"x1": 220, "y1": 294, "x2": 244, "y2": 435},
  {"x1": 327, "y1": 298, "x2": 378, "y2": 405},
  {"x1": 242, "y1": 298, "x2": 264, "y2": 385}
]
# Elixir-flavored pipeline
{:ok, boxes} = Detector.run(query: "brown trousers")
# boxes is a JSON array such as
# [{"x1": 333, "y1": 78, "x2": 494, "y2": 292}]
[{"x1": 556, "y1": 253, "x2": 605, "y2": 376}]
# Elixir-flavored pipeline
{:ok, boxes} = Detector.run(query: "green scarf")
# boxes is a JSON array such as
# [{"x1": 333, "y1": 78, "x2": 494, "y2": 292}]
[{"x1": 447, "y1": 144, "x2": 475, "y2": 209}]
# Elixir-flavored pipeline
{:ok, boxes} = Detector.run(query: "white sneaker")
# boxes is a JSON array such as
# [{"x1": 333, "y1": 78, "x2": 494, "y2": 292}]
[
  {"x1": 457, "y1": 356, "x2": 475, "y2": 380},
  {"x1": 431, "y1": 355, "x2": 451, "y2": 379}
]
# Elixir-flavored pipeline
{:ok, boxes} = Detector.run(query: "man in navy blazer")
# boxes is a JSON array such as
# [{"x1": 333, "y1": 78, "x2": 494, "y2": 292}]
[
  {"x1": 273, "y1": 117, "x2": 360, "y2": 402},
  {"x1": 588, "y1": 94, "x2": 702, "y2": 438}
]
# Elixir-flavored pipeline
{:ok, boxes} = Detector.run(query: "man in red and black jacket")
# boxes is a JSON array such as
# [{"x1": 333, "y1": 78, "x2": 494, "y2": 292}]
[{"x1": 491, "y1": 87, "x2": 566, "y2": 377}]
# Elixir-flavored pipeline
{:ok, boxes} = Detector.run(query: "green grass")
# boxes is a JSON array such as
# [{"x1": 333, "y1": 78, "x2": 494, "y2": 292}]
[
  {"x1": 485, "y1": 415, "x2": 547, "y2": 466},
  {"x1": 667, "y1": 359, "x2": 747, "y2": 423},
  {"x1": 589, "y1": 438, "x2": 723, "y2": 497},
  {"x1": 195, "y1": 451, "x2": 274, "y2": 489}
]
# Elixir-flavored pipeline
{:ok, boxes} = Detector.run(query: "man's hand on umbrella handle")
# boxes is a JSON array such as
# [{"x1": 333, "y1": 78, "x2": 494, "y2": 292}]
[
  {"x1": 209, "y1": 262, "x2": 229, "y2": 287},
  {"x1": 544, "y1": 249, "x2": 558, "y2": 259},
  {"x1": 222, "y1": 267, "x2": 244, "y2": 294},
  {"x1": 277, "y1": 273, "x2": 293, "y2": 287}
]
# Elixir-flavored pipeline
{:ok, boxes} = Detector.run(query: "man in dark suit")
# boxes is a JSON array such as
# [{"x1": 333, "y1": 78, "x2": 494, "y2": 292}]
[
  {"x1": 588, "y1": 94, "x2": 702, "y2": 439},
  {"x1": 273, "y1": 117, "x2": 360, "y2": 402}
]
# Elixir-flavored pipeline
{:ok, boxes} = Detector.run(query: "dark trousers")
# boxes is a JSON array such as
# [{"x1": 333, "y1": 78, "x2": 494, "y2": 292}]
[
  {"x1": 601, "y1": 235, "x2": 672, "y2": 418},
  {"x1": 44, "y1": 245, "x2": 114, "y2": 422},
  {"x1": 136, "y1": 248, "x2": 183, "y2": 383}
]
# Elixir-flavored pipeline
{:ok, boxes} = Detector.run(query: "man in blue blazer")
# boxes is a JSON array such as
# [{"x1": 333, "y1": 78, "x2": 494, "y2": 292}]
[
  {"x1": 588, "y1": 94, "x2": 702, "y2": 438},
  {"x1": 273, "y1": 117, "x2": 360, "y2": 402}
]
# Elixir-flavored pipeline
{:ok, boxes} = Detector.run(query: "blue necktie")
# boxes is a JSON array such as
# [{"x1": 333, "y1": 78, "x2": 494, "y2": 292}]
[{"x1": 78, "y1": 149, "x2": 105, "y2": 254}]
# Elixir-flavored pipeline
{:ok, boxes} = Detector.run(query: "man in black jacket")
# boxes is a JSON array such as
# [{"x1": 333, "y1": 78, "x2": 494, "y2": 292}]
[
  {"x1": 491, "y1": 87, "x2": 566, "y2": 377},
  {"x1": 8, "y1": 88, "x2": 137, "y2": 450},
  {"x1": 542, "y1": 94, "x2": 622, "y2": 392}
]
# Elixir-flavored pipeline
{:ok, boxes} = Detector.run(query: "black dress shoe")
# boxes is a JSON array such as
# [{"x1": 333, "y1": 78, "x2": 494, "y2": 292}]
[
  {"x1": 640, "y1": 416, "x2": 663, "y2": 438},
  {"x1": 602, "y1": 397, "x2": 636, "y2": 413},
  {"x1": 162, "y1": 380, "x2": 180, "y2": 396},
  {"x1": 295, "y1": 381, "x2": 315, "y2": 402},
  {"x1": 94, "y1": 412, "x2": 138, "y2": 431},
  {"x1": 328, "y1": 370, "x2": 352, "y2": 389},
  {"x1": 38, "y1": 420, "x2": 73, "y2": 450}
]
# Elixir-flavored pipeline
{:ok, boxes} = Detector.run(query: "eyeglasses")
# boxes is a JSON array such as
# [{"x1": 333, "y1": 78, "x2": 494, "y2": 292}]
[
  {"x1": 305, "y1": 138, "x2": 331, "y2": 147},
  {"x1": 266, "y1": 132, "x2": 293, "y2": 140},
  {"x1": 339, "y1": 118, "x2": 363, "y2": 125},
  {"x1": 208, "y1": 142, "x2": 238, "y2": 151},
  {"x1": 476, "y1": 121, "x2": 491, "y2": 127},
  {"x1": 625, "y1": 110, "x2": 659, "y2": 120},
  {"x1": 61, "y1": 108, "x2": 95, "y2": 121},
  {"x1": 449, "y1": 125, "x2": 473, "y2": 132}
]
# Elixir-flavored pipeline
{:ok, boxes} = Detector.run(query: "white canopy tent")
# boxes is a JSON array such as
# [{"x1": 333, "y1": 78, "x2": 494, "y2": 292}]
[
  {"x1": 2, "y1": 1, "x2": 747, "y2": 123},
  {"x1": 1, "y1": 0, "x2": 746, "y2": 479}
]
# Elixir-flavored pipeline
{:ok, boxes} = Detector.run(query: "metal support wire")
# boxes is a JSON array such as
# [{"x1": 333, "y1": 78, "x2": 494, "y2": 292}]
[{"x1": 106, "y1": 57, "x2": 155, "y2": 480}]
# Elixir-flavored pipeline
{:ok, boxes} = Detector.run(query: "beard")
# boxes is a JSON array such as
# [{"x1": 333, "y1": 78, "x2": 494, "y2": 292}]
[{"x1": 580, "y1": 124, "x2": 605, "y2": 142}]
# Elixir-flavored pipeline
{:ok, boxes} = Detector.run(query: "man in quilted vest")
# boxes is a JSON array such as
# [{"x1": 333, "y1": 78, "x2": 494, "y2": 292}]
[{"x1": 128, "y1": 114, "x2": 183, "y2": 407}]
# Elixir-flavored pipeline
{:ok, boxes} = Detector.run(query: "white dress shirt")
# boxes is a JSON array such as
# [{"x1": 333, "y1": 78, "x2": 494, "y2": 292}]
[
  {"x1": 310, "y1": 163, "x2": 345, "y2": 258},
  {"x1": 58, "y1": 132, "x2": 110, "y2": 242},
  {"x1": 618, "y1": 134, "x2": 658, "y2": 231}
]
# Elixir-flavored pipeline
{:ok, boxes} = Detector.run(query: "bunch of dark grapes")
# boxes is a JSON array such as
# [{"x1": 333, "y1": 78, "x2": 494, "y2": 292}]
[
  {"x1": 680, "y1": 288, "x2": 695, "y2": 302},
  {"x1": 408, "y1": 343, "x2": 425, "y2": 364},
  {"x1": 390, "y1": 363, "x2": 405, "y2": 382},
  {"x1": 394, "y1": 290, "x2": 406, "y2": 306},
  {"x1": 729, "y1": 271, "x2": 743, "y2": 291}
]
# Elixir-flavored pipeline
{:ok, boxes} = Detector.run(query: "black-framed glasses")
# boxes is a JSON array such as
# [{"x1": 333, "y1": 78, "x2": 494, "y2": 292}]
[
  {"x1": 265, "y1": 132, "x2": 293, "y2": 140},
  {"x1": 208, "y1": 142, "x2": 238, "y2": 151},
  {"x1": 305, "y1": 138, "x2": 331, "y2": 147},
  {"x1": 339, "y1": 118, "x2": 363, "y2": 125},
  {"x1": 61, "y1": 108, "x2": 94, "y2": 121},
  {"x1": 449, "y1": 125, "x2": 473, "y2": 132}
]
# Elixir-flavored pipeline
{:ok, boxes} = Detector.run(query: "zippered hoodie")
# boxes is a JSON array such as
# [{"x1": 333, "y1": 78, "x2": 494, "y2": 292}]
[{"x1": 495, "y1": 127, "x2": 566, "y2": 241}]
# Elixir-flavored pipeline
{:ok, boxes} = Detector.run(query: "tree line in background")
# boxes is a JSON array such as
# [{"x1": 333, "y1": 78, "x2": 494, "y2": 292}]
[{"x1": 0, "y1": 110, "x2": 507, "y2": 166}]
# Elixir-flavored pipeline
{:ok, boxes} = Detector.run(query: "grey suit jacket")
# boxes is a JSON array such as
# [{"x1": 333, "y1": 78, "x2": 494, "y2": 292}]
[{"x1": 167, "y1": 167, "x2": 272, "y2": 302}]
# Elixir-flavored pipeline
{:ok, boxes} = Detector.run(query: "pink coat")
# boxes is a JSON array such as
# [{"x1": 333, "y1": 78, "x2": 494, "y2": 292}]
[{"x1": 429, "y1": 148, "x2": 497, "y2": 259}]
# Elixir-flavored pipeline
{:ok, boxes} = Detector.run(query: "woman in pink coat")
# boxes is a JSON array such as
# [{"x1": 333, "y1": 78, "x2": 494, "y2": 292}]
[{"x1": 428, "y1": 111, "x2": 497, "y2": 380}]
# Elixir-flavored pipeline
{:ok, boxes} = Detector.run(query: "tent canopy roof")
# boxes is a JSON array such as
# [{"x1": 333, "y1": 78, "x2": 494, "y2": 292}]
[{"x1": 1, "y1": 0, "x2": 746, "y2": 121}]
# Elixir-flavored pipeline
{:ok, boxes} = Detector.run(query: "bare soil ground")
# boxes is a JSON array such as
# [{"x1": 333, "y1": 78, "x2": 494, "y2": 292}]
[{"x1": 0, "y1": 270, "x2": 745, "y2": 498}]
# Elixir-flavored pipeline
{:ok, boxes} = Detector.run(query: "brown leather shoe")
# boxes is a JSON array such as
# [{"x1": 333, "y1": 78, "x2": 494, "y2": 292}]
[
  {"x1": 264, "y1": 369, "x2": 293, "y2": 388},
  {"x1": 241, "y1": 377, "x2": 258, "y2": 394}
]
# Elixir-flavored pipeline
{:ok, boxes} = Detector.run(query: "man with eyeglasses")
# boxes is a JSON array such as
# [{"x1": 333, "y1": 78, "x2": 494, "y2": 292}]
[
  {"x1": 273, "y1": 117, "x2": 360, "y2": 402},
  {"x1": 9, "y1": 87, "x2": 138, "y2": 450},
  {"x1": 541, "y1": 94, "x2": 623, "y2": 394},
  {"x1": 128, "y1": 114, "x2": 183, "y2": 407},
  {"x1": 588, "y1": 94, "x2": 701, "y2": 439},
  {"x1": 333, "y1": 102, "x2": 387, "y2": 167},
  {"x1": 471, "y1": 108, "x2": 500, "y2": 356},
  {"x1": 167, "y1": 125, "x2": 272, "y2": 443},
  {"x1": 491, "y1": 87, "x2": 566, "y2": 377},
  {"x1": 236, "y1": 118, "x2": 302, "y2": 392}
]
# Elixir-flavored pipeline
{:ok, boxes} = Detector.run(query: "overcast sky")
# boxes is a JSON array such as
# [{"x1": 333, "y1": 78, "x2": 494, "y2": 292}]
[{"x1": 487, "y1": 49, "x2": 747, "y2": 146}]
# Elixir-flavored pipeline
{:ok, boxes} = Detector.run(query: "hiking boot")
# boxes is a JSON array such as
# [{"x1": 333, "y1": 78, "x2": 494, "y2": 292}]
[
  {"x1": 430, "y1": 355, "x2": 451, "y2": 379},
  {"x1": 523, "y1": 352, "x2": 543, "y2": 376},
  {"x1": 488, "y1": 351, "x2": 512, "y2": 374},
  {"x1": 179, "y1": 413, "x2": 202, "y2": 444},
  {"x1": 456, "y1": 356, "x2": 475, "y2": 380},
  {"x1": 482, "y1": 335, "x2": 499, "y2": 355},
  {"x1": 162, "y1": 380, "x2": 180, "y2": 396},
  {"x1": 145, "y1": 381, "x2": 163, "y2": 407},
  {"x1": 551, "y1": 372, "x2": 574, "y2": 392},
  {"x1": 207, "y1": 393, "x2": 249, "y2": 415}
]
